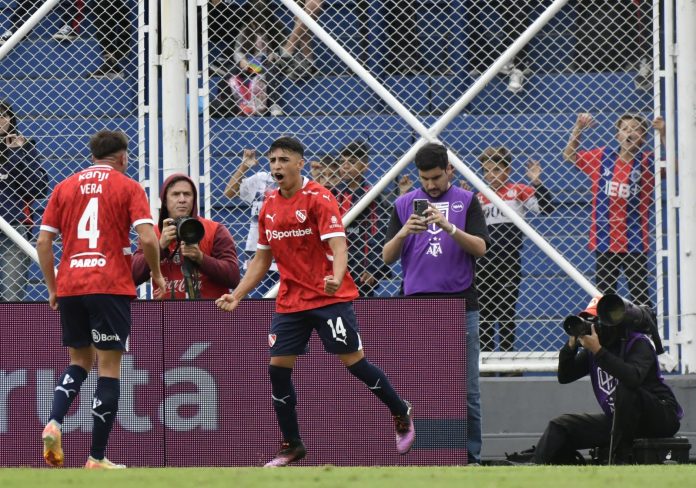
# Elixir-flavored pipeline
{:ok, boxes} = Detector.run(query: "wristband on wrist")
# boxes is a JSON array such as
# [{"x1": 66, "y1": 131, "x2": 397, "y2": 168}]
[{"x1": 447, "y1": 223, "x2": 457, "y2": 236}]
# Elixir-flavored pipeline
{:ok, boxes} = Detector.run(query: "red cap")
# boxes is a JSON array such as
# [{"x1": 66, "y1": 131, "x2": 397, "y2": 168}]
[{"x1": 579, "y1": 295, "x2": 602, "y2": 318}]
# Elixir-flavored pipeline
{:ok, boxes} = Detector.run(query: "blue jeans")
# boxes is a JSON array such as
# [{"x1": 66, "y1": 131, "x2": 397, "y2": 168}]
[{"x1": 466, "y1": 309, "x2": 481, "y2": 463}]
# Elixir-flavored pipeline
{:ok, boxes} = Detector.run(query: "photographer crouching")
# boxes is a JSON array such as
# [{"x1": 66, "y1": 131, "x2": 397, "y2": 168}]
[
  {"x1": 534, "y1": 295, "x2": 683, "y2": 464},
  {"x1": 132, "y1": 174, "x2": 240, "y2": 299}
]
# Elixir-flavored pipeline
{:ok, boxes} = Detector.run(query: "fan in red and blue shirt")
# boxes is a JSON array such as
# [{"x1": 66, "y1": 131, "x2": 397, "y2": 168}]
[
  {"x1": 564, "y1": 113, "x2": 666, "y2": 306},
  {"x1": 216, "y1": 136, "x2": 414, "y2": 467}
]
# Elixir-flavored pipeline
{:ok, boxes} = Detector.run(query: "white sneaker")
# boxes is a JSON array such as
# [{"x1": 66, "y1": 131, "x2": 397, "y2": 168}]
[
  {"x1": 500, "y1": 62, "x2": 515, "y2": 76},
  {"x1": 508, "y1": 68, "x2": 524, "y2": 93},
  {"x1": 269, "y1": 104, "x2": 283, "y2": 116},
  {"x1": 53, "y1": 24, "x2": 78, "y2": 41},
  {"x1": 0, "y1": 30, "x2": 13, "y2": 46}
]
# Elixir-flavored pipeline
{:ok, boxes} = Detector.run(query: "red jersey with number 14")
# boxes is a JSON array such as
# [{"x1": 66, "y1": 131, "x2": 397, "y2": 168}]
[
  {"x1": 257, "y1": 178, "x2": 358, "y2": 312},
  {"x1": 40, "y1": 164, "x2": 154, "y2": 297}
]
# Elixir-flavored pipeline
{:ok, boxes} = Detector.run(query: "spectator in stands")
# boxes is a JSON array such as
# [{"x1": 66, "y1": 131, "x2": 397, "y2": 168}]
[
  {"x1": 310, "y1": 153, "x2": 341, "y2": 193},
  {"x1": 52, "y1": 1, "x2": 86, "y2": 42},
  {"x1": 383, "y1": 142, "x2": 490, "y2": 464},
  {"x1": 0, "y1": 100, "x2": 48, "y2": 302},
  {"x1": 563, "y1": 113, "x2": 666, "y2": 307},
  {"x1": 132, "y1": 173, "x2": 240, "y2": 299},
  {"x1": 468, "y1": 1, "x2": 534, "y2": 93},
  {"x1": 210, "y1": 1, "x2": 288, "y2": 118},
  {"x1": 573, "y1": 0, "x2": 653, "y2": 89},
  {"x1": 279, "y1": 0, "x2": 323, "y2": 79},
  {"x1": 475, "y1": 147, "x2": 554, "y2": 360},
  {"x1": 0, "y1": 0, "x2": 80, "y2": 45},
  {"x1": 334, "y1": 141, "x2": 392, "y2": 297},
  {"x1": 84, "y1": 1, "x2": 131, "y2": 79},
  {"x1": 534, "y1": 296, "x2": 682, "y2": 464},
  {"x1": 223, "y1": 148, "x2": 279, "y2": 296},
  {"x1": 384, "y1": 1, "x2": 422, "y2": 75}
]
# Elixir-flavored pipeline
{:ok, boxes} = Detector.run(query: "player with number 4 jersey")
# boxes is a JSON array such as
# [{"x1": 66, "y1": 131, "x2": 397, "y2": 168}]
[
  {"x1": 36, "y1": 130, "x2": 164, "y2": 470},
  {"x1": 216, "y1": 136, "x2": 414, "y2": 467}
]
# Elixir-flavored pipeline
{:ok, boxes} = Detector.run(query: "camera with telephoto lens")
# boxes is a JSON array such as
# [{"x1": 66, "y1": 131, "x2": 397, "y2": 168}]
[
  {"x1": 173, "y1": 216, "x2": 205, "y2": 244},
  {"x1": 596, "y1": 294, "x2": 654, "y2": 333},
  {"x1": 563, "y1": 315, "x2": 596, "y2": 338}
]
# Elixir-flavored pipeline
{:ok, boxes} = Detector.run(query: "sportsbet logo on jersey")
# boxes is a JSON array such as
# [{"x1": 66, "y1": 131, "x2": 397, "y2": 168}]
[{"x1": 265, "y1": 227, "x2": 313, "y2": 242}]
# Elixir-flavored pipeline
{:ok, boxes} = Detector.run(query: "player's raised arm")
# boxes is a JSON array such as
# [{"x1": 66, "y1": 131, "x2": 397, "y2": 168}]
[
  {"x1": 324, "y1": 236, "x2": 348, "y2": 295},
  {"x1": 216, "y1": 247, "x2": 273, "y2": 311}
]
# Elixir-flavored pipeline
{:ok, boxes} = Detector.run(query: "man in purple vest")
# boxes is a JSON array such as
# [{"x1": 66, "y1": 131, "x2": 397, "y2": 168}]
[
  {"x1": 534, "y1": 296, "x2": 683, "y2": 464},
  {"x1": 383, "y1": 142, "x2": 490, "y2": 464}
]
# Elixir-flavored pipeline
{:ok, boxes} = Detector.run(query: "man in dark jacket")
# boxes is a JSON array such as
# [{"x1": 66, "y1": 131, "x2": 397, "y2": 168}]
[
  {"x1": 132, "y1": 173, "x2": 240, "y2": 299},
  {"x1": 534, "y1": 296, "x2": 683, "y2": 464}
]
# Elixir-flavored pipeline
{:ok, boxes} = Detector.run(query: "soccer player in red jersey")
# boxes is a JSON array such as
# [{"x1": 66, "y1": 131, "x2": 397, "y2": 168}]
[
  {"x1": 563, "y1": 113, "x2": 666, "y2": 306},
  {"x1": 36, "y1": 130, "x2": 165, "y2": 469},
  {"x1": 216, "y1": 136, "x2": 414, "y2": 467}
]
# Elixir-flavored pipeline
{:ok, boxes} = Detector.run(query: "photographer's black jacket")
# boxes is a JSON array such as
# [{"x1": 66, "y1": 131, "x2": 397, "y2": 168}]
[{"x1": 557, "y1": 336, "x2": 680, "y2": 415}]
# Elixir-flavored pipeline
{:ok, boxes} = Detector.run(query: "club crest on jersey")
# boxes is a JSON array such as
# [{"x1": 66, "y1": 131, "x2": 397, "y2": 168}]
[
  {"x1": 295, "y1": 209, "x2": 307, "y2": 223},
  {"x1": 428, "y1": 202, "x2": 449, "y2": 234},
  {"x1": 268, "y1": 334, "x2": 277, "y2": 347}
]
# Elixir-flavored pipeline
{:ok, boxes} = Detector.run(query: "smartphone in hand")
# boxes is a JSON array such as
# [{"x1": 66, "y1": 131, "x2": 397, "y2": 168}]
[{"x1": 413, "y1": 199, "x2": 429, "y2": 217}]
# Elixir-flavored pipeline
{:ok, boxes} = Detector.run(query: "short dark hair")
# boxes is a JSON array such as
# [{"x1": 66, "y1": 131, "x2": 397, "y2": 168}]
[
  {"x1": 478, "y1": 146, "x2": 512, "y2": 167},
  {"x1": 415, "y1": 143, "x2": 448, "y2": 171},
  {"x1": 616, "y1": 113, "x2": 649, "y2": 134},
  {"x1": 268, "y1": 136, "x2": 304, "y2": 157},
  {"x1": 340, "y1": 140, "x2": 369, "y2": 163},
  {"x1": 89, "y1": 130, "x2": 128, "y2": 159}
]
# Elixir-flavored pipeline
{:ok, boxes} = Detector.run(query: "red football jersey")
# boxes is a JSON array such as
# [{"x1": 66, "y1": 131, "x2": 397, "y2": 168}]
[
  {"x1": 576, "y1": 147, "x2": 653, "y2": 253},
  {"x1": 257, "y1": 178, "x2": 358, "y2": 312},
  {"x1": 40, "y1": 164, "x2": 154, "y2": 297}
]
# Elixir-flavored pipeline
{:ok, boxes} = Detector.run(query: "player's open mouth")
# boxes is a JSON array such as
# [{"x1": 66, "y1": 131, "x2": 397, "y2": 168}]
[{"x1": 274, "y1": 173, "x2": 284, "y2": 181}]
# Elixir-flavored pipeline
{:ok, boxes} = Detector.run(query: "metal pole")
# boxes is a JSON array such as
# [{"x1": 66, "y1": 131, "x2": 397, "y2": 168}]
[
  {"x1": 187, "y1": 0, "x2": 200, "y2": 189},
  {"x1": 267, "y1": 0, "x2": 597, "y2": 299},
  {"x1": 676, "y1": 0, "x2": 696, "y2": 373},
  {"x1": 662, "y1": 0, "x2": 680, "y2": 370},
  {"x1": 201, "y1": 1, "x2": 212, "y2": 220},
  {"x1": 148, "y1": 0, "x2": 161, "y2": 221},
  {"x1": 0, "y1": 0, "x2": 61, "y2": 60},
  {"x1": 137, "y1": 0, "x2": 147, "y2": 189},
  {"x1": 161, "y1": 0, "x2": 189, "y2": 178}
]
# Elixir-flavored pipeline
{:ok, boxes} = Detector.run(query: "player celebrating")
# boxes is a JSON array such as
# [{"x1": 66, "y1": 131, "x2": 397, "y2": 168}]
[
  {"x1": 216, "y1": 136, "x2": 414, "y2": 467},
  {"x1": 36, "y1": 130, "x2": 165, "y2": 469}
]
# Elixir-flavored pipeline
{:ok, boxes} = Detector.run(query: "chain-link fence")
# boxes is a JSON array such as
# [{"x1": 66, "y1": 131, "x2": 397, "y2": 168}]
[
  {"x1": 202, "y1": 0, "x2": 664, "y2": 361},
  {"x1": 1, "y1": 0, "x2": 142, "y2": 300},
  {"x1": 1, "y1": 1, "x2": 672, "y2": 368}
]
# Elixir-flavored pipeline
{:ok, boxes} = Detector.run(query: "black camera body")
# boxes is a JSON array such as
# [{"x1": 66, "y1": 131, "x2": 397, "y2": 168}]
[
  {"x1": 563, "y1": 315, "x2": 595, "y2": 338},
  {"x1": 173, "y1": 216, "x2": 205, "y2": 244},
  {"x1": 562, "y1": 294, "x2": 663, "y2": 354}
]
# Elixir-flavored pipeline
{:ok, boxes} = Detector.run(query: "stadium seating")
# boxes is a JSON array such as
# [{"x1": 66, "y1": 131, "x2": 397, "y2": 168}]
[{"x1": 1, "y1": 0, "x2": 654, "y2": 308}]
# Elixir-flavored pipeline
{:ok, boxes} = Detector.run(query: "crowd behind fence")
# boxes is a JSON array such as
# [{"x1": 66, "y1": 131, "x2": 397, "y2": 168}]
[{"x1": 0, "y1": 1, "x2": 681, "y2": 364}]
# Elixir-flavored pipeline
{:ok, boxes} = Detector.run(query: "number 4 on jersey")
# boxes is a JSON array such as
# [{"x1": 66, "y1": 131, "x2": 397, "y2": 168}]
[{"x1": 77, "y1": 197, "x2": 100, "y2": 248}]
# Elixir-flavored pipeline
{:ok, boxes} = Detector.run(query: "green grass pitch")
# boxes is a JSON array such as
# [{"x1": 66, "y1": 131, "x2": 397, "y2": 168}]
[{"x1": 1, "y1": 465, "x2": 695, "y2": 488}]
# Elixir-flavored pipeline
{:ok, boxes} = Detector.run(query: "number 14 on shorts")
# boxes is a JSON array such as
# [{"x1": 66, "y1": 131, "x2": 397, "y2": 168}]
[{"x1": 327, "y1": 317, "x2": 347, "y2": 345}]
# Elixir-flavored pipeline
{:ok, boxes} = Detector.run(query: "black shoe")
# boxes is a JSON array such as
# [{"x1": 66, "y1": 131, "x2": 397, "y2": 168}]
[
  {"x1": 84, "y1": 60, "x2": 123, "y2": 80},
  {"x1": 263, "y1": 439, "x2": 307, "y2": 467}
]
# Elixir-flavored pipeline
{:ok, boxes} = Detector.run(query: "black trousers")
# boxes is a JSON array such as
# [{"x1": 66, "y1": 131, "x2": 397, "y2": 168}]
[
  {"x1": 92, "y1": 0, "x2": 131, "y2": 61},
  {"x1": 535, "y1": 384, "x2": 680, "y2": 464},
  {"x1": 595, "y1": 251, "x2": 651, "y2": 307}
]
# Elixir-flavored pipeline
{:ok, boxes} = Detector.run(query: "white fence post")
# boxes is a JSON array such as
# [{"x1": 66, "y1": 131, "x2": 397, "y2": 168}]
[
  {"x1": 676, "y1": 0, "x2": 696, "y2": 373},
  {"x1": 161, "y1": 0, "x2": 189, "y2": 177}
]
